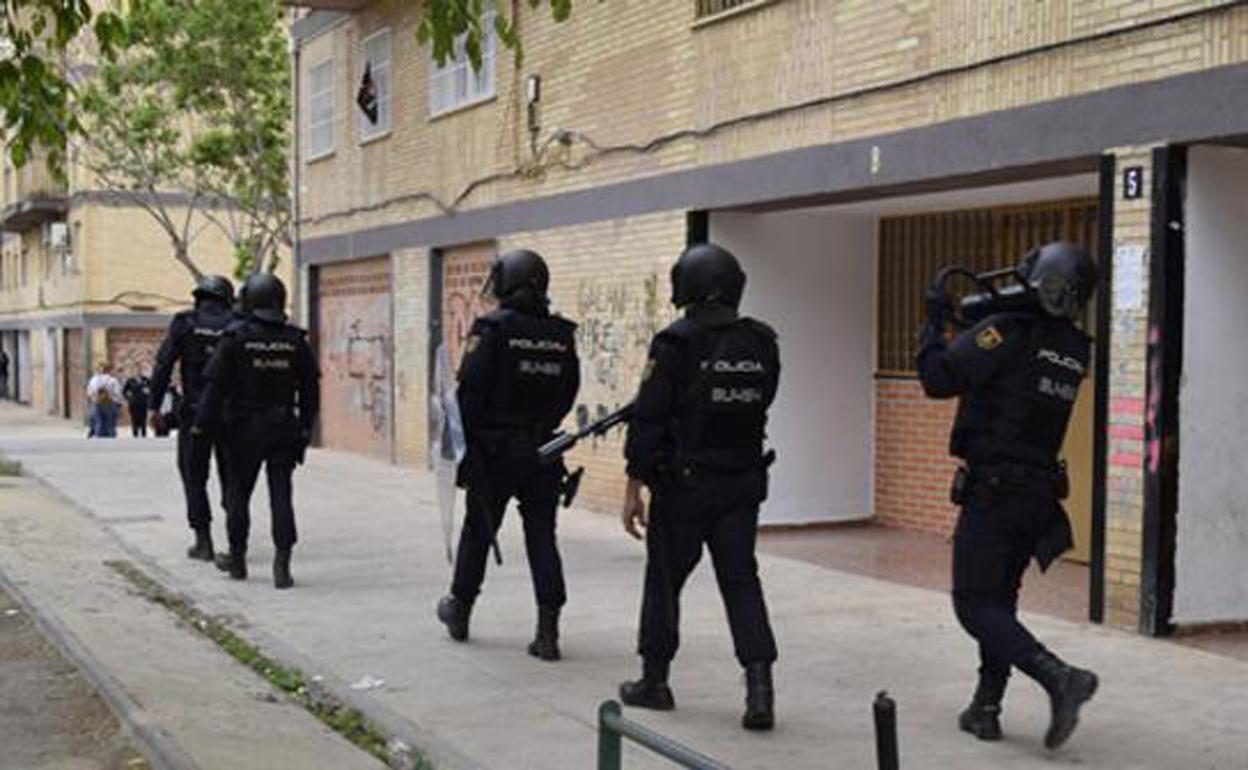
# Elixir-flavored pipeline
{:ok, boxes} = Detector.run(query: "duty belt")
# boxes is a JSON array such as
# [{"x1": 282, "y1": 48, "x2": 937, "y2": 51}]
[
  {"x1": 673, "y1": 448, "x2": 776, "y2": 480},
  {"x1": 967, "y1": 460, "x2": 1069, "y2": 500}
]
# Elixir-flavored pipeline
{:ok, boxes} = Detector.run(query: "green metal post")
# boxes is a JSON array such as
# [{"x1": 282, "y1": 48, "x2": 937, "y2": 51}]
[{"x1": 598, "y1": 700, "x2": 623, "y2": 770}]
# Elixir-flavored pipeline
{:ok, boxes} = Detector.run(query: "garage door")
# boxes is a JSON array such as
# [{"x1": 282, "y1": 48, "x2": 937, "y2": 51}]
[{"x1": 317, "y1": 257, "x2": 393, "y2": 460}]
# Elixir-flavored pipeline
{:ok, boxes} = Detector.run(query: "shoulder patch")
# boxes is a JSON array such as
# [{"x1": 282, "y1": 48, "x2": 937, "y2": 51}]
[
  {"x1": 464, "y1": 334, "x2": 481, "y2": 355},
  {"x1": 975, "y1": 325, "x2": 1005, "y2": 350}
]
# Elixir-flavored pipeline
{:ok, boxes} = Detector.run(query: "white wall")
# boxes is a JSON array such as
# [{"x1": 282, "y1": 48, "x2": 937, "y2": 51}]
[
  {"x1": 1174, "y1": 145, "x2": 1248, "y2": 623},
  {"x1": 711, "y1": 210, "x2": 876, "y2": 525}
]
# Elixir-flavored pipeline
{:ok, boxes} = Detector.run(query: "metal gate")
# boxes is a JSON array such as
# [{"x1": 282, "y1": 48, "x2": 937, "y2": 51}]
[{"x1": 317, "y1": 256, "x2": 394, "y2": 461}]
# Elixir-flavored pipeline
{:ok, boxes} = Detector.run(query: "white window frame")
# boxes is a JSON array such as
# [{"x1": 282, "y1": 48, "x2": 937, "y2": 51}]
[
  {"x1": 307, "y1": 58, "x2": 336, "y2": 161},
  {"x1": 428, "y1": 12, "x2": 497, "y2": 118},
  {"x1": 358, "y1": 29, "x2": 393, "y2": 143}
]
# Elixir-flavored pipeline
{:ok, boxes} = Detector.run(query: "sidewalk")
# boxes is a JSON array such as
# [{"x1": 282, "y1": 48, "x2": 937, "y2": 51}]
[{"x1": 1, "y1": 400, "x2": 1246, "y2": 769}]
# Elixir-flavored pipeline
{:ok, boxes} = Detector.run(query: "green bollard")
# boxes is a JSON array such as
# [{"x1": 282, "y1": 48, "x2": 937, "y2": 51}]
[{"x1": 598, "y1": 700, "x2": 623, "y2": 770}]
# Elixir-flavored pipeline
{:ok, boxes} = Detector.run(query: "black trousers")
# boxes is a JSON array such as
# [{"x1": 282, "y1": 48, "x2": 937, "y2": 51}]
[
  {"x1": 638, "y1": 470, "x2": 777, "y2": 669},
  {"x1": 451, "y1": 447, "x2": 566, "y2": 609},
  {"x1": 952, "y1": 489, "x2": 1051, "y2": 683},
  {"x1": 224, "y1": 416, "x2": 298, "y2": 555},
  {"x1": 176, "y1": 417, "x2": 231, "y2": 531},
  {"x1": 128, "y1": 403, "x2": 148, "y2": 437}
]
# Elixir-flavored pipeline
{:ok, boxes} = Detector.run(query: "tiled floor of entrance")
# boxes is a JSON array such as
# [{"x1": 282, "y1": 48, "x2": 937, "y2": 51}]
[
  {"x1": 758, "y1": 522, "x2": 1248, "y2": 661},
  {"x1": 757, "y1": 522, "x2": 1088, "y2": 623}
]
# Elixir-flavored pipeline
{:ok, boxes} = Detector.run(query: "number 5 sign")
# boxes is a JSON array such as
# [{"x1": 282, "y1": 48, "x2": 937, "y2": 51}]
[{"x1": 1122, "y1": 166, "x2": 1144, "y2": 200}]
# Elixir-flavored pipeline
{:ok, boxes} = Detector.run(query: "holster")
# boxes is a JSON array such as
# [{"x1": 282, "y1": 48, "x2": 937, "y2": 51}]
[{"x1": 951, "y1": 466, "x2": 971, "y2": 506}]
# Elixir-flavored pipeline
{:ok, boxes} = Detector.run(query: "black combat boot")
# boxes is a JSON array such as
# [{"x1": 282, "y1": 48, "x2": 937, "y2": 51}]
[
  {"x1": 742, "y1": 661, "x2": 775, "y2": 731},
  {"x1": 1019, "y1": 650, "x2": 1098, "y2": 749},
  {"x1": 958, "y1": 672, "x2": 1007, "y2": 741},
  {"x1": 436, "y1": 595, "x2": 472, "y2": 642},
  {"x1": 186, "y1": 528, "x2": 214, "y2": 561},
  {"x1": 619, "y1": 660, "x2": 675, "y2": 711},
  {"x1": 273, "y1": 549, "x2": 293, "y2": 590},
  {"x1": 214, "y1": 551, "x2": 247, "y2": 580},
  {"x1": 527, "y1": 606, "x2": 560, "y2": 661}
]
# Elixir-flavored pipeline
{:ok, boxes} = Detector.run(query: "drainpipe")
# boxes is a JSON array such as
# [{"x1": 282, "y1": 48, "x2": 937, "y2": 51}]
[{"x1": 289, "y1": 18, "x2": 303, "y2": 324}]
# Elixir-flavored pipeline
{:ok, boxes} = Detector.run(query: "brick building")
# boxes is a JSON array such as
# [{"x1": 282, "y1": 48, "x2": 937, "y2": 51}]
[
  {"x1": 0, "y1": 150, "x2": 241, "y2": 424},
  {"x1": 290, "y1": 0, "x2": 1248, "y2": 634}
]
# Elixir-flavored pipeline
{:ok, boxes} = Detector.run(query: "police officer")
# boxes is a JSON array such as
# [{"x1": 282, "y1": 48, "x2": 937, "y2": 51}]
[
  {"x1": 436, "y1": 249, "x2": 579, "y2": 661},
  {"x1": 619, "y1": 242, "x2": 780, "y2": 731},
  {"x1": 918, "y1": 242, "x2": 1099, "y2": 750},
  {"x1": 194, "y1": 273, "x2": 319, "y2": 589},
  {"x1": 150, "y1": 275, "x2": 237, "y2": 561}
]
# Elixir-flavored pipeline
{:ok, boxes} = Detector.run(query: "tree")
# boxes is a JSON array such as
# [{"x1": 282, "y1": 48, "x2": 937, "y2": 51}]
[
  {"x1": 172, "y1": 0, "x2": 291, "y2": 278},
  {"x1": 77, "y1": 0, "x2": 290, "y2": 280},
  {"x1": 418, "y1": 0, "x2": 573, "y2": 70},
  {"x1": 0, "y1": 1, "x2": 124, "y2": 176}
]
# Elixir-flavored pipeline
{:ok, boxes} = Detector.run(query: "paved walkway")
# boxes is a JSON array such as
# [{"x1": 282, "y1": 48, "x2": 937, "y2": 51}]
[{"x1": 1, "y1": 401, "x2": 1246, "y2": 769}]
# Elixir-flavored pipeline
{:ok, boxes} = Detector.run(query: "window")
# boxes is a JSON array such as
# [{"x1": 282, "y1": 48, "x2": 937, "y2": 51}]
[
  {"x1": 358, "y1": 29, "x2": 392, "y2": 141},
  {"x1": 307, "y1": 59, "x2": 335, "y2": 160},
  {"x1": 62, "y1": 222, "x2": 80, "y2": 276},
  {"x1": 428, "y1": 14, "x2": 496, "y2": 116}
]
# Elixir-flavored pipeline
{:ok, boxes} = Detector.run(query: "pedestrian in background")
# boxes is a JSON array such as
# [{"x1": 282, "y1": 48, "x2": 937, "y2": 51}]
[
  {"x1": 123, "y1": 372, "x2": 151, "y2": 438},
  {"x1": 0, "y1": 348, "x2": 9, "y2": 400},
  {"x1": 86, "y1": 362, "x2": 123, "y2": 438}
]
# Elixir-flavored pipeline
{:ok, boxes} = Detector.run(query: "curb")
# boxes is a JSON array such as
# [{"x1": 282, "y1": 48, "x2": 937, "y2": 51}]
[
  {"x1": 15, "y1": 459, "x2": 489, "y2": 770},
  {"x1": 0, "y1": 563, "x2": 199, "y2": 770}
]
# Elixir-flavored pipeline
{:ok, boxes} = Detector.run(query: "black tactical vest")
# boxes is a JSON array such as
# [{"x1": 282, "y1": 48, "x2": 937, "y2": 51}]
[
  {"x1": 231, "y1": 319, "x2": 306, "y2": 417},
  {"x1": 483, "y1": 308, "x2": 577, "y2": 427},
  {"x1": 181, "y1": 305, "x2": 234, "y2": 401},
  {"x1": 662, "y1": 316, "x2": 779, "y2": 472},
  {"x1": 952, "y1": 315, "x2": 1091, "y2": 467}
]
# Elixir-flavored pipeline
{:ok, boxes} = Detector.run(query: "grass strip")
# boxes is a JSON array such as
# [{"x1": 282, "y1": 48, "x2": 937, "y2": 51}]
[{"x1": 105, "y1": 559, "x2": 430, "y2": 770}]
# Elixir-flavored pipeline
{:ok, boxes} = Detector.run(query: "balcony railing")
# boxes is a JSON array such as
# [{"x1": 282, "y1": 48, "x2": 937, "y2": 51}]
[
  {"x1": 1, "y1": 161, "x2": 68, "y2": 233},
  {"x1": 696, "y1": 0, "x2": 770, "y2": 20}
]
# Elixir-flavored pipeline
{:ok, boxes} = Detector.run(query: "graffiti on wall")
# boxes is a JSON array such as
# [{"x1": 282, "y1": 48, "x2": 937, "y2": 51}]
[
  {"x1": 346, "y1": 319, "x2": 390, "y2": 434},
  {"x1": 442, "y1": 244, "x2": 497, "y2": 371},
  {"x1": 573, "y1": 272, "x2": 668, "y2": 430},
  {"x1": 318, "y1": 260, "x2": 393, "y2": 460}
]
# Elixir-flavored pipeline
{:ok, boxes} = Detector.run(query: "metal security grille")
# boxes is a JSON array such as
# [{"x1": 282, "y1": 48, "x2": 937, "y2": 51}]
[
  {"x1": 877, "y1": 198, "x2": 1098, "y2": 374},
  {"x1": 695, "y1": 0, "x2": 759, "y2": 19}
]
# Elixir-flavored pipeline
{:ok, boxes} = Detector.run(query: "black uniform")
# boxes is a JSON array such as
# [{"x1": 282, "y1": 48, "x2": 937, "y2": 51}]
[
  {"x1": 450, "y1": 305, "x2": 579, "y2": 609},
  {"x1": 196, "y1": 316, "x2": 319, "y2": 558},
  {"x1": 917, "y1": 312, "x2": 1089, "y2": 690},
  {"x1": 123, "y1": 375, "x2": 151, "y2": 437},
  {"x1": 150, "y1": 303, "x2": 236, "y2": 532},
  {"x1": 625, "y1": 304, "x2": 780, "y2": 672}
]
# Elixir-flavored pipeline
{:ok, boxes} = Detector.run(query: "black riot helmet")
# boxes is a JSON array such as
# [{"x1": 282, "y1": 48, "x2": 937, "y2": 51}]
[
  {"x1": 1021, "y1": 242, "x2": 1099, "y2": 319},
  {"x1": 193, "y1": 274, "x2": 235, "y2": 306},
  {"x1": 243, "y1": 272, "x2": 288, "y2": 323},
  {"x1": 670, "y1": 242, "x2": 746, "y2": 309},
  {"x1": 484, "y1": 249, "x2": 550, "y2": 305}
]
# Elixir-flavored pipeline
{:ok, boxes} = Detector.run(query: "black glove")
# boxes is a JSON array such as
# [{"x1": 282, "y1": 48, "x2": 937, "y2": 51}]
[
  {"x1": 925, "y1": 284, "x2": 955, "y2": 329},
  {"x1": 295, "y1": 430, "x2": 311, "y2": 466}
]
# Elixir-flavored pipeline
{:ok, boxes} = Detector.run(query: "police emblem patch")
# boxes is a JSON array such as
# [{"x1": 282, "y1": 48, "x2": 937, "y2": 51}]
[
  {"x1": 975, "y1": 325, "x2": 1004, "y2": 350},
  {"x1": 464, "y1": 335, "x2": 480, "y2": 355}
]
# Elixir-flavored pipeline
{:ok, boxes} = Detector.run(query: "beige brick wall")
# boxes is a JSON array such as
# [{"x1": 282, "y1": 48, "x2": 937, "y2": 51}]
[
  {"x1": 498, "y1": 211, "x2": 685, "y2": 512},
  {"x1": 1103, "y1": 144, "x2": 1156, "y2": 628},
  {"x1": 393, "y1": 246, "x2": 430, "y2": 466},
  {"x1": 79, "y1": 203, "x2": 244, "y2": 311},
  {"x1": 299, "y1": 2, "x2": 1248, "y2": 242}
]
